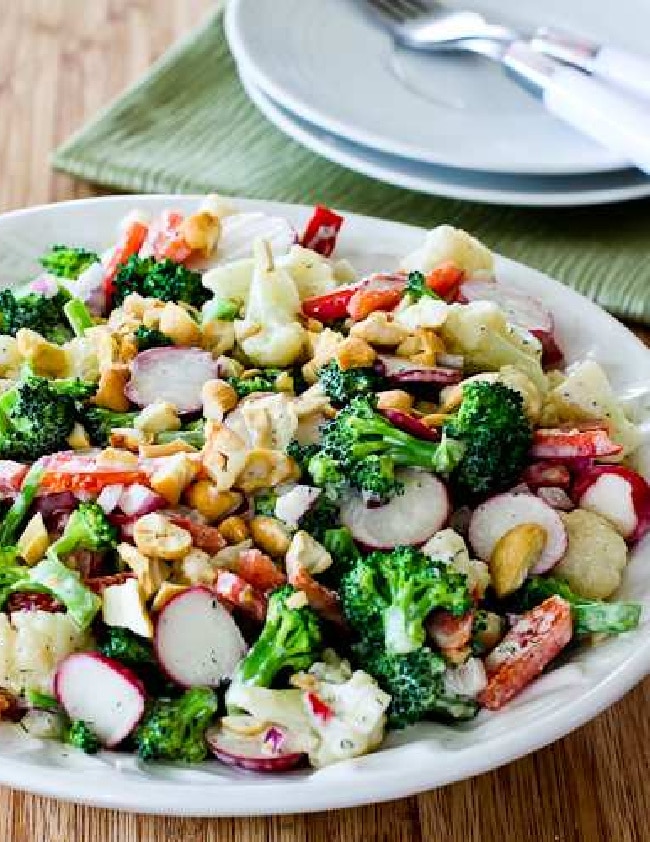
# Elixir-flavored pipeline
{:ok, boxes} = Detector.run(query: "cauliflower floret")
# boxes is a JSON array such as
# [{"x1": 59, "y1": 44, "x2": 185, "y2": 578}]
[
  {"x1": 498, "y1": 364, "x2": 542, "y2": 422},
  {"x1": 441, "y1": 301, "x2": 547, "y2": 393},
  {"x1": 544, "y1": 360, "x2": 640, "y2": 457},
  {"x1": 134, "y1": 400, "x2": 181, "y2": 438},
  {"x1": 0, "y1": 611, "x2": 90, "y2": 695},
  {"x1": 286, "y1": 530, "x2": 333, "y2": 576},
  {"x1": 422, "y1": 528, "x2": 490, "y2": 598},
  {"x1": 393, "y1": 296, "x2": 449, "y2": 332},
  {"x1": 400, "y1": 225, "x2": 494, "y2": 276},
  {"x1": 554, "y1": 509, "x2": 628, "y2": 599},
  {"x1": 240, "y1": 393, "x2": 299, "y2": 451},
  {"x1": 202, "y1": 257, "x2": 253, "y2": 304},
  {"x1": 236, "y1": 240, "x2": 307, "y2": 367}
]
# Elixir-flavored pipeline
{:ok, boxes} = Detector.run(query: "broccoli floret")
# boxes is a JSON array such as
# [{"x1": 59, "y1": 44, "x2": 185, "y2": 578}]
[
  {"x1": 156, "y1": 418, "x2": 205, "y2": 449},
  {"x1": 286, "y1": 440, "x2": 320, "y2": 476},
  {"x1": 322, "y1": 527, "x2": 360, "y2": 569},
  {"x1": 444, "y1": 380, "x2": 532, "y2": 498},
  {"x1": 306, "y1": 452, "x2": 347, "y2": 497},
  {"x1": 49, "y1": 502, "x2": 117, "y2": 558},
  {"x1": 135, "y1": 687, "x2": 218, "y2": 762},
  {"x1": 403, "y1": 271, "x2": 441, "y2": 302},
  {"x1": 40, "y1": 245, "x2": 100, "y2": 280},
  {"x1": 113, "y1": 255, "x2": 210, "y2": 308},
  {"x1": 298, "y1": 494, "x2": 339, "y2": 544},
  {"x1": 318, "y1": 360, "x2": 383, "y2": 408},
  {"x1": 134, "y1": 325, "x2": 174, "y2": 352},
  {"x1": 97, "y1": 627, "x2": 156, "y2": 666},
  {"x1": 341, "y1": 546, "x2": 471, "y2": 655},
  {"x1": 231, "y1": 585, "x2": 322, "y2": 690},
  {"x1": 355, "y1": 642, "x2": 455, "y2": 728},
  {"x1": 0, "y1": 289, "x2": 72, "y2": 344},
  {"x1": 63, "y1": 298, "x2": 94, "y2": 337},
  {"x1": 65, "y1": 719, "x2": 100, "y2": 754},
  {"x1": 228, "y1": 369, "x2": 287, "y2": 399},
  {"x1": 517, "y1": 576, "x2": 641, "y2": 635},
  {"x1": 317, "y1": 395, "x2": 463, "y2": 497},
  {"x1": 0, "y1": 375, "x2": 79, "y2": 461},
  {"x1": 253, "y1": 490, "x2": 278, "y2": 517},
  {"x1": 48, "y1": 376, "x2": 97, "y2": 400},
  {"x1": 80, "y1": 406, "x2": 138, "y2": 447}
]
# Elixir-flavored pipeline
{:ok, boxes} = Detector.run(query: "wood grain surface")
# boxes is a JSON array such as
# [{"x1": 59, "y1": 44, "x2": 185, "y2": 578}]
[{"x1": 0, "y1": 2, "x2": 648, "y2": 840}]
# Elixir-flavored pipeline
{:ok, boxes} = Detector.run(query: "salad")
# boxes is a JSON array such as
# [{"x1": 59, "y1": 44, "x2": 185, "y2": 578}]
[{"x1": 0, "y1": 196, "x2": 645, "y2": 772}]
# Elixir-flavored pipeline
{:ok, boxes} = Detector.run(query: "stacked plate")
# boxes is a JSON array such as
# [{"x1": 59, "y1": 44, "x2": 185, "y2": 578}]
[{"x1": 226, "y1": 0, "x2": 650, "y2": 207}]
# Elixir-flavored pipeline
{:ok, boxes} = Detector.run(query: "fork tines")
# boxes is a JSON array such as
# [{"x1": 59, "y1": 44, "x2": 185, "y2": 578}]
[{"x1": 364, "y1": 0, "x2": 431, "y2": 24}]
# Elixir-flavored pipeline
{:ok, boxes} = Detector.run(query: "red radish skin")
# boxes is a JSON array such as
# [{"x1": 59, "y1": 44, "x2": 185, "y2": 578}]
[
  {"x1": 531, "y1": 428, "x2": 622, "y2": 460},
  {"x1": 340, "y1": 469, "x2": 450, "y2": 549},
  {"x1": 85, "y1": 572, "x2": 136, "y2": 594},
  {"x1": 460, "y1": 281, "x2": 553, "y2": 334},
  {"x1": 118, "y1": 484, "x2": 167, "y2": 517},
  {"x1": 380, "y1": 408, "x2": 440, "y2": 442},
  {"x1": 376, "y1": 354, "x2": 463, "y2": 386},
  {"x1": 154, "y1": 586, "x2": 246, "y2": 687},
  {"x1": 207, "y1": 726, "x2": 306, "y2": 772},
  {"x1": 531, "y1": 329, "x2": 565, "y2": 370},
  {"x1": 125, "y1": 347, "x2": 220, "y2": 412},
  {"x1": 54, "y1": 652, "x2": 146, "y2": 747},
  {"x1": 6, "y1": 592, "x2": 63, "y2": 613},
  {"x1": 469, "y1": 492, "x2": 567, "y2": 574},
  {"x1": 573, "y1": 465, "x2": 650, "y2": 541}
]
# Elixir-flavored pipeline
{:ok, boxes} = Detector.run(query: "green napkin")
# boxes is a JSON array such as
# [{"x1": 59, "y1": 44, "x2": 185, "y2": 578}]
[{"x1": 53, "y1": 9, "x2": 650, "y2": 323}]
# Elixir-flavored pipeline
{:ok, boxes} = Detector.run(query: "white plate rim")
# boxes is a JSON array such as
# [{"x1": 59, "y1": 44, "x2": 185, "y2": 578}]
[
  {"x1": 0, "y1": 194, "x2": 647, "y2": 816},
  {"x1": 238, "y1": 69, "x2": 650, "y2": 209},
  {"x1": 225, "y1": 0, "x2": 630, "y2": 177}
]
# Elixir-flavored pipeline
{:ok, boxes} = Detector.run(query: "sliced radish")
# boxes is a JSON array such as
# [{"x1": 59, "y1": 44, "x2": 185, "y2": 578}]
[
  {"x1": 207, "y1": 724, "x2": 306, "y2": 772},
  {"x1": 118, "y1": 484, "x2": 167, "y2": 517},
  {"x1": 531, "y1": 428, "x2": 622, "y2": 459},
  {"x1": 380, "y1": 408, "x2": 440, "y2": 442},
  {"x1": 469, "y1": 492, "x2": 567, "y2": 574},
  {"x1": 531, "y1": 329, "x2": 564, "y2": 370},
  {"x1": 126, "y1": 347, "x2": 219, "y2": 412},
  {"x1": 460, "y1": 280, "x2": 553, "y2": 334},
  {"x1": 154, "y1": 586, "x2": 246, "y2": 687},
  {"x1": 376, "y1": 354, "x2": 463, "y2": 386},
  {"x1": 34, "y1": 491, "x2": 78, "y2": 518},
  {"x1": 573, "y1": 465, "x2": 650, "y2": 541},
  {"x1": 218, "y1": 213, "x2": 296, "y2": 261},
  {"x1": 340, "y1": 468, "x2": 449, "y2": 549},
  {"x1": 274, "y1": 485, "x2": 322, "y2": 529},
  {"x1": 54, "y1": 652, "x2": 145, "y2": 748}
]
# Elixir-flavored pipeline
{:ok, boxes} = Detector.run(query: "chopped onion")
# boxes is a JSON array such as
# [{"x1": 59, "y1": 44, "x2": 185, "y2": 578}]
[
  {"x1": 118, "y1": 484, "x2": 167, "y2": 517},
  {"x1": 96, "y1": 484, "x2": 124, "y2": 515}
]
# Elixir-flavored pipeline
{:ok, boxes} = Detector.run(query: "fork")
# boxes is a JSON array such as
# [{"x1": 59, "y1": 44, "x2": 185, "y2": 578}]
[{"x1": 363, "y1": 0, "x2": 650, "y2": 174}]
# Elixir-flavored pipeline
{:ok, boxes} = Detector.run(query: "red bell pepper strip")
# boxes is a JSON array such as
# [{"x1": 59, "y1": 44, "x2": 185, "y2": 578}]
[
  {"x1": 521, "y1": 461, "x2": 572, "y2": 489},
  {"x1": 305, "y1": 692, "x2": 334, "y2": 723},
  {"x1": 425, "y1": 262, "x2": 464, "y2": 301},
  {"x1": 301, "y1": 284, "x2": 360, "y2": 322},
  {"x1": 103, "y1": 218, "x2": 149, "y2": 303},
  {"x1": 214, "y1": 570, "x2": 267, "y2": 623},
  {"x1": 38, "y1": 452, "x2": 149, "y2": 495},
  {"x1": 478, "y1": 595, "x2": 572, "y2": 711},
  {"x1": 300, "y1": 205, "x2": 344, "y2": 257},
  {"x1": 531, "y1": 428, "x2": 622, "y2": 459},
  {"x1": 347, "y1": 273, "x2": 407, "y2": 321}
]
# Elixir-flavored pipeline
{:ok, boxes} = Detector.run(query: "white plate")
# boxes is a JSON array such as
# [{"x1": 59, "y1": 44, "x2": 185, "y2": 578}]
[
  {"x1": 239, "y1": 70, "x2": 650, "y2": 208},
  {"x1": 0, "y1": 195, "x2": 649, "y2": 816},
  {"x1": 225, "y1": 0, "x2": 649, "y2": 176}
]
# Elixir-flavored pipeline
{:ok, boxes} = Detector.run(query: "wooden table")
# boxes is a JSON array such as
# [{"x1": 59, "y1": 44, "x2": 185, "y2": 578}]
[{"x1": 1, "y1": 2, "x2": 648, "y2": 840}]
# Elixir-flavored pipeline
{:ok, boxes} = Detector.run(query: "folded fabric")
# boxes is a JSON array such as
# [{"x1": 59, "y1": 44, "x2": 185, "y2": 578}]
[{"x1": 53, "y1": 8, "x2": 650, "y2": 324}]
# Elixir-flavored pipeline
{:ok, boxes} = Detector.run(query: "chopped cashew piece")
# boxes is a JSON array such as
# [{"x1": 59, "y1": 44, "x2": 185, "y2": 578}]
[
  {"x1": 118, "y1": 543, "x2": 169, "y2": 600},
  {"x1": 286, "y1": 531, "x2": 333, "y2": 576},
  {"x1": 179, "y1": 208, "x2": 222, "y2": 258},
  {"x1": 67, "y1": 423, "x2": 91, "y2": 450},
  {"x1": 302, "y1": 329, "x2": 345, "y2": 383},
  {"x1": 133, "y1": 512, "x2": 193, "y2": 560},
  {"x1": 15, "y1": 329, "x2": 69, "y2": 378},
  {"x1": 109, "y1": 428, "x2": 146, "y2": 451},
  {"x1": 152, "y1": 582, "x2": 188, "y2": 612},
  {"x1": 350, "y1": 311, "x2": 409, "y2": 347},
  {"x1": 235, "y1": 449, "x2": 298, "y2": 493},
  {"x1": 201, "y1": 319, "x2": 236, "y2": 355},
  {"x1": 149, "y1": 453, "x2": 200, "y2": 504},
  {"x1": 203, "y1": 421, "x2": 249, "y2": 492},
  {"x1": 335, "y1": 337, "x2": 376, "y2": 371},
  {"x1": 135, "y1": 401, "x2": 181, "y2": 437},
  {"x1": 177, "y1": 548, "x2": 217, "y2": 586},
  {"x1": 250, "y1": 516, "x2": 292, "y2": 557},
  {"x1": 202, "y1": 379, "x2": 238, "y2": 422},
  {"x1": 184, "y1": 481, "x2": 242, "y2": 522},
  {"x1": 92, "y1": 364, "x2": 130, "y2": 412},
  {"x1": 158, "y1": 302, "x2": 202, "y2": 347},
  {"x1": 17, "y1": 513, "x2": 49, "y2": 566},
  {"x1": 102, "y1": 578, "x2": 153, "y2": 639},
  {"x1": 489, "y1": 524, "x2": 547, "y2": 598},
  {"x1": 376, "y1": 390, "x2": 414, "y2": 412}
]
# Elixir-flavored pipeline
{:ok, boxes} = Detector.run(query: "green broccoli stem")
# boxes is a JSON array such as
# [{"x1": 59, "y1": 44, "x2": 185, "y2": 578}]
[
  {"x1": 0, "y1": 463, "x2": 44, "y2": 546},
  {"x1": 235, "y1": 620, "x2": 296, "y2": 688},
  {"x1": 349, "y1": 416, "x2": 463, "y2": 472},
  {"x1": 156, "y1": 428, "x2": 205, "y2": 448},
  {"x1": 63, "y1": 298, "x2": 94, "y2": 337}
]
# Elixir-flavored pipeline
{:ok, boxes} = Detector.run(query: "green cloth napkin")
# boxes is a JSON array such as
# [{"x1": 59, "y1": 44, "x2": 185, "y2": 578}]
[{"x1": 53, "y1": 9, "x2": 650, "y2": 324}]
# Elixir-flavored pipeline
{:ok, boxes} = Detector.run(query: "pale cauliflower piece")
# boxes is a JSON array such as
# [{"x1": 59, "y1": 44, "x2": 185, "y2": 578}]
[
  {"x1": 202, "y1": 258, "x2": 253, "y2": 304},
  {"x1": 545, "y1": 360, "x2": 640, "y2": 456},
  {"x1": 498, "y1": 364, "x2": 543, "y2": 422},
  {"x1": 63, "y1": 337, "x2": 100, "y2": 382},
  {"x1": 134, "y1": 401, "x2": 181, "y2": 438},
  {"x1": 236, "y1": 240, "x2": 306, "y2": 367},
  {"x1": 554, "y1": 509, "x2": 628, "y2": 600},
  {"x1": 286, "y1": 530, "x2": 333, "y2": 576},
  {"x1": 422, "y1": 528, "x2": 490, "y2": 598},
  {"x1": 102, "y1": 578, "x2": 154, "y2": 639},
  {"x1": 240, "y1": 393, "x2": 299, "y2": 451},
  {"x1": 0, "y1": 611, "x2": 89, "y2": 695},
  {"x1": 441, "y1": 301, "x2": 547, "y2": 392},
  {"x1": 393, "y1": 297, "x2": 449, "y2": 331},
  {"x1": 400, "y1": 225, "x2": 494, "y2": 276}
]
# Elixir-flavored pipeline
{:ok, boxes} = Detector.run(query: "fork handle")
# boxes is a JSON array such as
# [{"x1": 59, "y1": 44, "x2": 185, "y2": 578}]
[
  {"x1": 504, "y1": 42, "x2": 650, "y2": 174},
  {"x1": 532, "y1": 29, "x2": 650, "y2": 102}
]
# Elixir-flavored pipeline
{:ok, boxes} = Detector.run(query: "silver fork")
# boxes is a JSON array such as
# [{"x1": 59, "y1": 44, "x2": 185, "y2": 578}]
[
  {"x1": 362, "y1": 0, "x2": 650, "y2": 174},
  {"x1": 365, "y1": 0, "x2": 650, "y2": 102}
]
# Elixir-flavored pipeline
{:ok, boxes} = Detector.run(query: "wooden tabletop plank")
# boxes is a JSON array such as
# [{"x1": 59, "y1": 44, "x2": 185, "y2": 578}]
[{"x1": 0, "y1": 1, "x2": 648, "y2": 839}]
